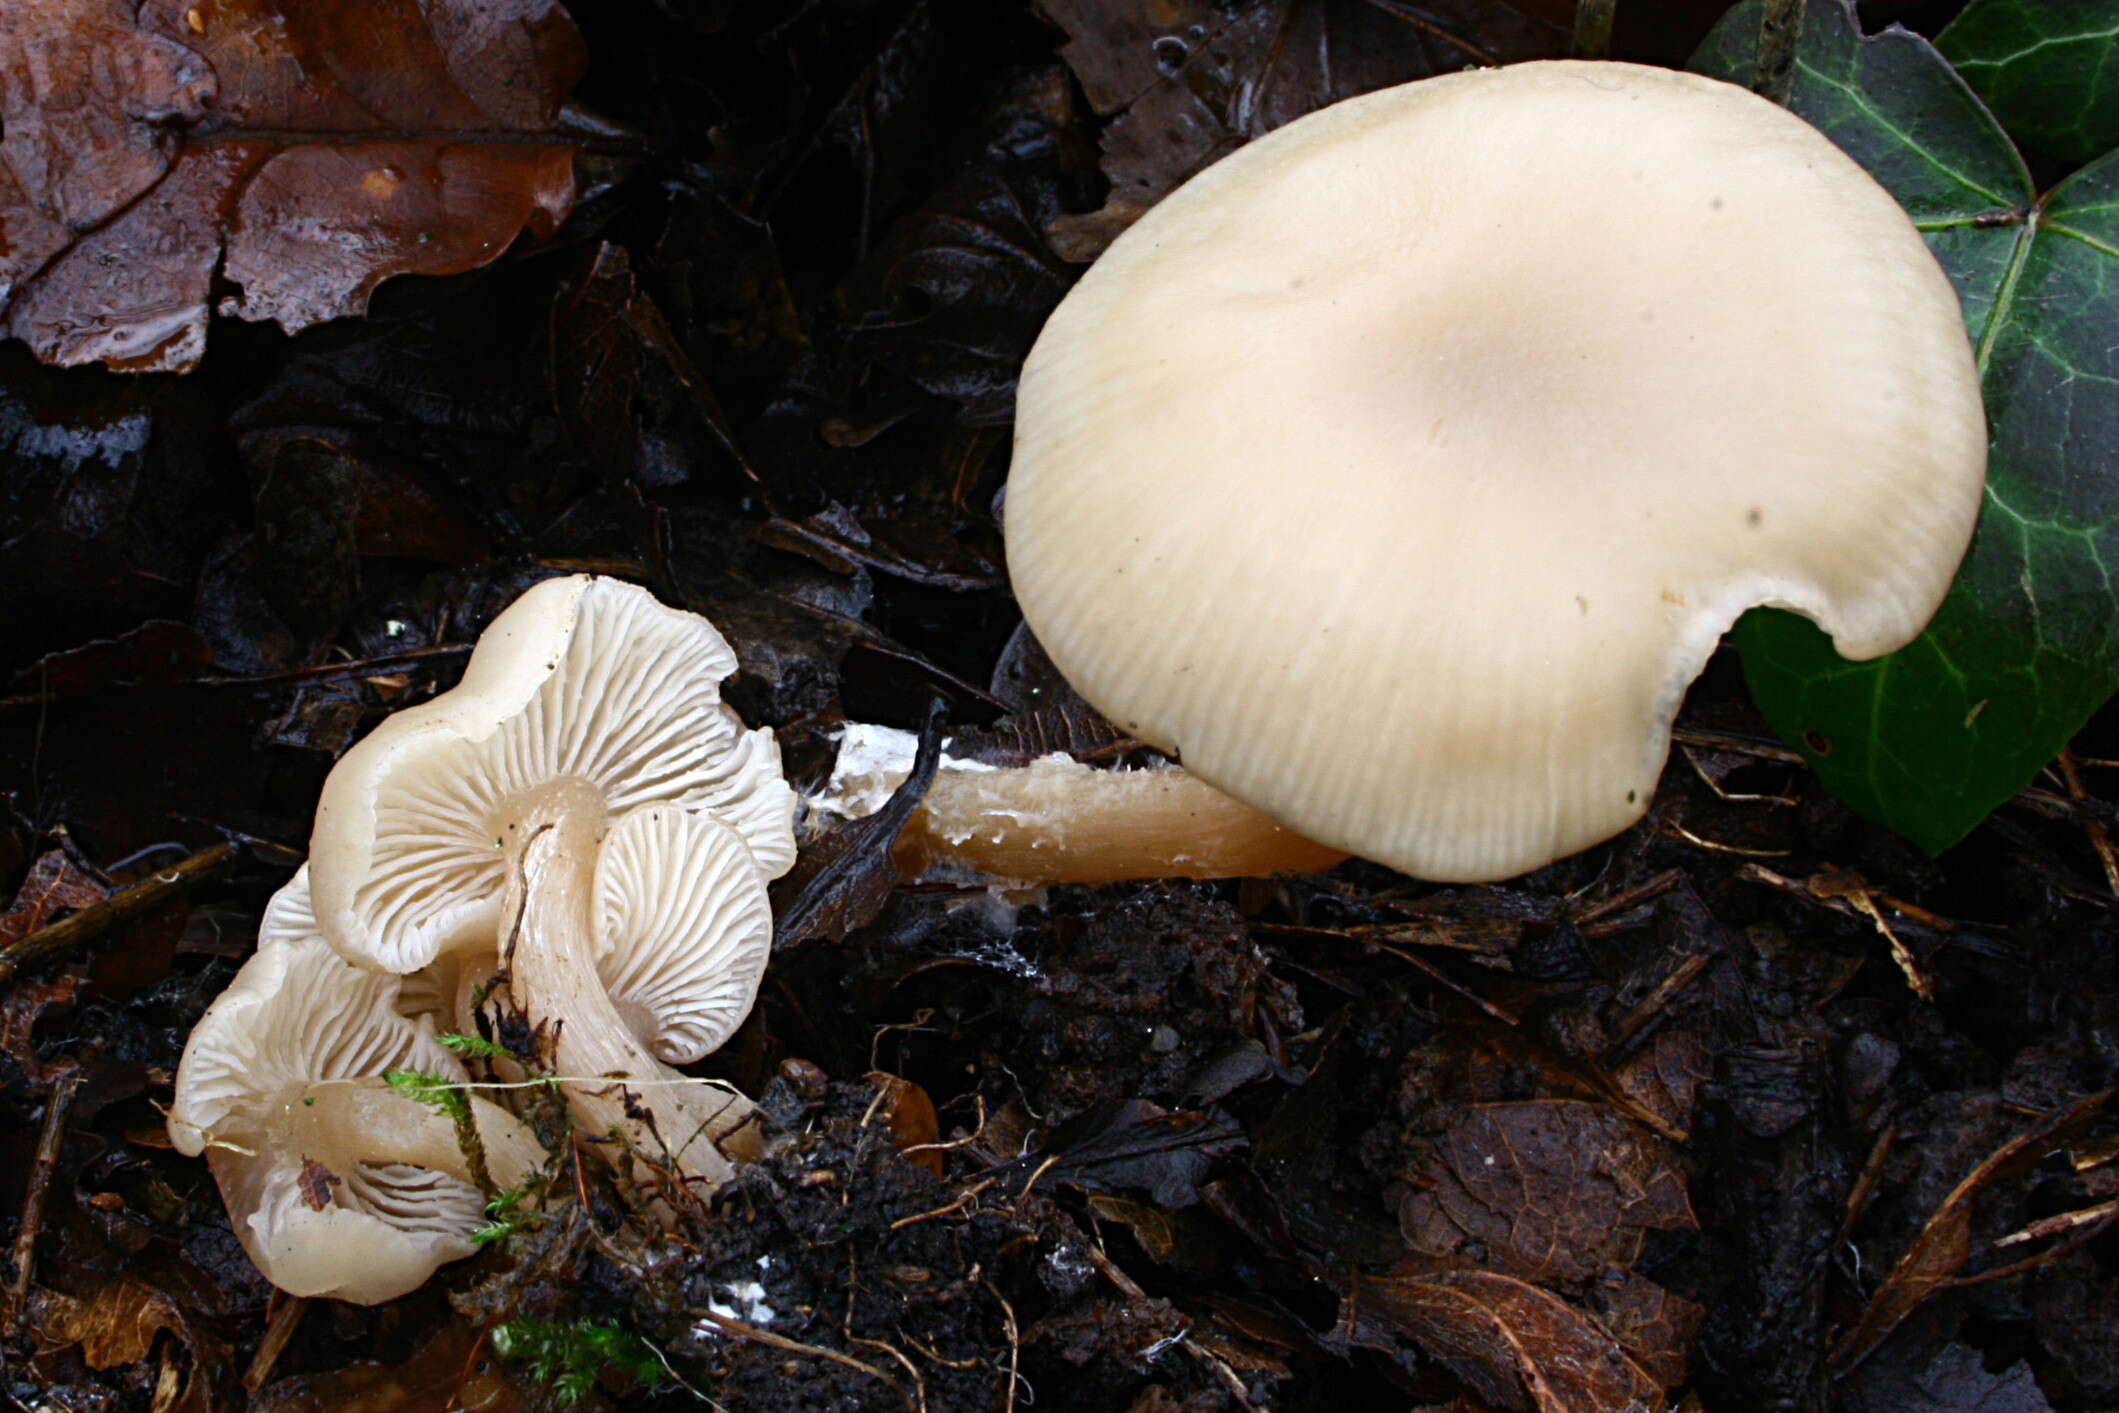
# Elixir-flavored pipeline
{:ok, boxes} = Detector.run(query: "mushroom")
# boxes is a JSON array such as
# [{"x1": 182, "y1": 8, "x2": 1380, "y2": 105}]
[
  {"x1": 168, "y1": 914, "x2": 544, "y2": 1304},
  {"x1": 1004, "y1": 60, "x2": 1986, "y2": 883},
  {"x1": 814, "y1": 723, "x2": 1347, "y2": 884},
  {"x1": 308, "y1": 575, "x2": 792, "y2": 1184},
  {"x1": 497, "y1": 801, "x2": 774, "y2": 1183}
]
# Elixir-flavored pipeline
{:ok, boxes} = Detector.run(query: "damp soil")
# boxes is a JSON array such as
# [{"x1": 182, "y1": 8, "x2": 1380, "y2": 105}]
[{"x1": 4, "y1": 2, "x2": 2118, "y2": 1410}]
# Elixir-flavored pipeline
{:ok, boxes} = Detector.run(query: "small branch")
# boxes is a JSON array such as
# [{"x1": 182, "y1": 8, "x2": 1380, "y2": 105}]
[
  {"x1": 8, "y1": 1067, "x2": 82, "y2": 1333},
  {"x1": 1755, "y1": 0, "x2": 1804, "y2": 107},
  {"x1": 1573, "y1": 0, "x2": 1616, "y2": 59},
  {"x1": 243, "y1": 1295, "x2": 311, "y2": 1393},
  {"x1": 2053, "y1": 749, "x2": 2119, "y2": 897},
  {"x1": 689, "y1": 1308, "x2": 914, "y2": 1411},
  {"x1": 0, "y1": 841, "x2": 235, "y2": 985}
]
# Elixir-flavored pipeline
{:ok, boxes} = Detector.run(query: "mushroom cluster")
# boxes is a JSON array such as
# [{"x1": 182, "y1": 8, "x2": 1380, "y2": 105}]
[
  {"x1": 1005, "y1": 60, "x2": 1987, "y2": 882},
  {"x1": 172, "y1": 575, "x2": 795, "y2": 1302}
]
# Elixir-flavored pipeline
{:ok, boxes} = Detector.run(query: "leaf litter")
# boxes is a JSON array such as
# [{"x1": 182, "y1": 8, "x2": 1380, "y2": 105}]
[{"x1": 4, "y1": 1, "x2": 2119, "y2": 1410}]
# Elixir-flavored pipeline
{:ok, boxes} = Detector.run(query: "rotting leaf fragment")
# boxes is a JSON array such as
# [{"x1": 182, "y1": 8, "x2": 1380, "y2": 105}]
[{"x1": 0, "y1": 0, "x2": 587, "y2": 372}]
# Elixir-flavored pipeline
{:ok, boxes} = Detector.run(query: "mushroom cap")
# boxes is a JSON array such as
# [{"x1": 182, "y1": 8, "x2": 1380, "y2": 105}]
[
  {"x1": 595, "y1": 804, "x2": 774, "y2": 1063},
  {"x1": 1005, "y1": 60, "x2": 1985, "y2": 883},
  {"x1": 311, "y1": 575, "x2": 796, "y2": 973},
  {"x1": 168, "y1": 928, "x2": 484, "y2": 1305}
]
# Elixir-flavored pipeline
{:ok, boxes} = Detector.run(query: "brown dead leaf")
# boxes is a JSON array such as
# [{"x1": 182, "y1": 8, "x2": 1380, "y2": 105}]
[
  {"x1": 1040, "y1": 0, "x2": 1564, "y2": 257},
  {"x1": 250, "y1": 1319, "x2": 527, "y2": 1413},
  {"x1": 1, "y1": 0, "x2": 586, "y2": 372},
  {"x1": 866, "y1": 1071, "x2": 942, "y2": 1178},
  {"x1": 1832, "y1": 1087, "x2": 2118, "y2": 1374},
  {"x1": 1586, "y1": 1271, "x2": 1702, "y2": 1393},
  {"x1": 296, "y1": 1157, "x2": 342, "y2": 1211},
  {"x1": 31, "y1": 1277, "x2": 187, "y2": 1369},
  {"x1": 1398, "y1": 1100, "x2": 1696, "y2": 1285},
  {"x1": 1357, "y1": 1268, "x2": 1665, "y2": 1413},
  {"x1": 1609, "y1": 1027, "x2": 1711, "y2": 1139},
  {"x1": 0, "y1": 847, "x2": 109, "y2": 946},
  {"x1": 0, "y1": 970, "x2": 82, "y2": 1084}
]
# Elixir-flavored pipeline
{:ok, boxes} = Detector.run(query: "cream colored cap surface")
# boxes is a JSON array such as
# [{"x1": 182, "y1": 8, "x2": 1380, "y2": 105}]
[{"x1": 1005, "y1": 60, "x2": 1985, "y2": 883}]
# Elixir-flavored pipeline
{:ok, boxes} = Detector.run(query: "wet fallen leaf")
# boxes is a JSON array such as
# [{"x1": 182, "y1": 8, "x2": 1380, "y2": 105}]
[
  {"x1": 1398, "y1": 1100, "x2": 1696, "y2": 1285},
  {"x1": 250, "y1": 1320, "x2": 527, "y2": 1413},
  {"x1": 1586, "y1": 1271, "x2": 1703, "y2": 1394},
  {"x1": 1845, "y1": 1337, "x2": 2054, "y2": 1413},
  {"x1": 865, "y1": 1071, "x2": 943, "y2": 1177},
  {"x1": 1040, "y1": 0, "x2": 1564, "y2": 256},
  {"x1": 30, "y1": 1276, "x2": 190, "y2": 1369},
  {"x1": 1356, "y1": 1268, "x2": 1666, "y2": 1413},
  {"x1": 1031, "y1": 1098, "x2": 1247, "y2": 1209},
  {"x1": 1833, "y1": 1087, "x2": 2118, "y2": 1374},
  {"x1": 0, "y1": 971, "x2": 83, "y2": 1085},
  {"x1": 1, "y1": 0, "x2": 587, "y2": 371},
  {"x1": 0, "y1": 847, "x2": 109, "y2": 946},
  {"x1": 771, "y1": 714, "x2": 942, "y2": 947},
  {"x1": 296, "y1": 1157, "x2": 341, "y2": 1212}
]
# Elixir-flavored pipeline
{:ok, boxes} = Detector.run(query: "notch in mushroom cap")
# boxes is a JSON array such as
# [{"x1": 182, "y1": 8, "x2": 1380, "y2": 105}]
[
  {"x1": 311, "y1": 575, "x2": 795, "y2": 974},
  {"x1": 169, "y1": 915, "x2": 543, "y2": 1304},
  {"x1": 1004, "y1": 61, "x2": 1986, "y2": 883}
]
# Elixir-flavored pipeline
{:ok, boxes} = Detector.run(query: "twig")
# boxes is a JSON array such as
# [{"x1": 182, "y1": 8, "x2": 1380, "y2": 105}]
[
  {"x1": 1572, "y1": 868, "x2": 1681, "y2": 929},
  {"x1": 901, "y1": 1095, "x2": 988, "y2": 1156},
  {"x1": 1572, "y1": 0, "x2": 1616, "y2": 59},
  {"x1": 986, "y1": 1280, "x2": 1022, "y2": 1413},
  {"x1": 1995, "y1": 1196, "x2": 2119, "y2": 1249},
  {"x1": 0, "y1": 842, "x2": 236, "y2": 985},
  {"x1": 2053, "y1": 749, "x2": 2119, "y2": 897},
  {"x1": 1838, "y1": 1122, "x2": 1898, "y2": 1245},
  {"x1": 1084, "y1": 1241, "x2": 1149, "y2": 1301},
  {"x1": 1361, "y1": 0, "x2": 1500, "y2": 66},
  {"x1": 1362, "y1": 939, "x2": 1518, "y2": 1026},
  {"x1": 1737, "y1": 864, "x2": 1943, "y2": 999},
  {"x1": 1755, "y1": 0, "x2": 1803, "y2": 106},
  {"x1": 243, "y1": 1295, "x2": 311, "y2": 1392},
  {"x1": 889, "y1": 1178, "x2": 995, "y2": 1231},
  {"x1": 1669, "y1": 726, "x2": 1803, "y2": 766},
  {"x1": 1606, "y1": 953, "x2": 1711, "y2": 1052},
  {"x1": 8, "y1": 1066, "x2": 82, "y2": 1333},
  {"x1": 689, "y1": 1307, "x2": 914, "y2": 1411},
  {"x1": 1658, "y1": 819, "x2": 1789, "y2": 858}
]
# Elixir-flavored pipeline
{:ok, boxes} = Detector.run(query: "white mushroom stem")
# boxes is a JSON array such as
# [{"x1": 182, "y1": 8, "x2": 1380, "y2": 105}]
[
  {"x1": 501, "y1": 814, "x2": 756, "y2": 1190},
  {"x1": 816, "y1": 726, "x2": 1347, "y2": 885},
  {"x1": 898, "y1": 755, "x2": 1348, "y2": 883},
  {"x1": 282, "y1": 1080, "x2": 545, "y2": 1193}
]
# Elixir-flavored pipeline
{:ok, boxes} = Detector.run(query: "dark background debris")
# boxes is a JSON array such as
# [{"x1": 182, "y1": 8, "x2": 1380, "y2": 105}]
[{"x1": 4, "y1": 2, "x2": 2119, "y2": 1409}]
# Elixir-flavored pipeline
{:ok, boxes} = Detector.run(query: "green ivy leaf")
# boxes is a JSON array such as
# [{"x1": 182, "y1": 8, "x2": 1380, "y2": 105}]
[
  {"x1": 1938, "y1": 0, "x2": 2119, "y2": 167},
  {"x1": 1696, "y1": 0, "x2": 2119, "y2": 853}
]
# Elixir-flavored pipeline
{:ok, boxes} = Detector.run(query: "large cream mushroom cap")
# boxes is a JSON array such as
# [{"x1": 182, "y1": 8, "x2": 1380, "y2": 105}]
[
  {"x1": 310, "y1": 574, "x2": 796, "y2": 973},
  {"x1": 1005, "y1": 60, "x2": 1986, "y2": 883}
]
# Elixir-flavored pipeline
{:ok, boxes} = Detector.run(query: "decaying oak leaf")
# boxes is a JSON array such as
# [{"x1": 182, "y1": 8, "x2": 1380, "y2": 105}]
[
  {"x1": 30, "y1": 1277, "x2": 195, "y2": 1370},
  {"x1": 1356, "y1": 1268, "x2": 1665, "y2": 1413},
  {"x1": 0, "y1": 0, "x2": 586, "y2": 372},
  {"x1": 1397, "y1": 1100, "x2": 1697, "y2": 1284},
  {"x1": 0, "y1": 847, "x2": 108, "y2": 947},
  {"x1": 1039, "y1": 0, "x2": 1564, "y2": 257}
]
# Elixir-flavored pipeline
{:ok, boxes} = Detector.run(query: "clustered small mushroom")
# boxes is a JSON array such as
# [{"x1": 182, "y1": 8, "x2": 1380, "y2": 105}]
[
  {"x1": 173, "y1": 575, "x2": 793, "y2": 1301},
  {"x1": 1005, "y1": 60, "x2": 1987, "y2": 883}
]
